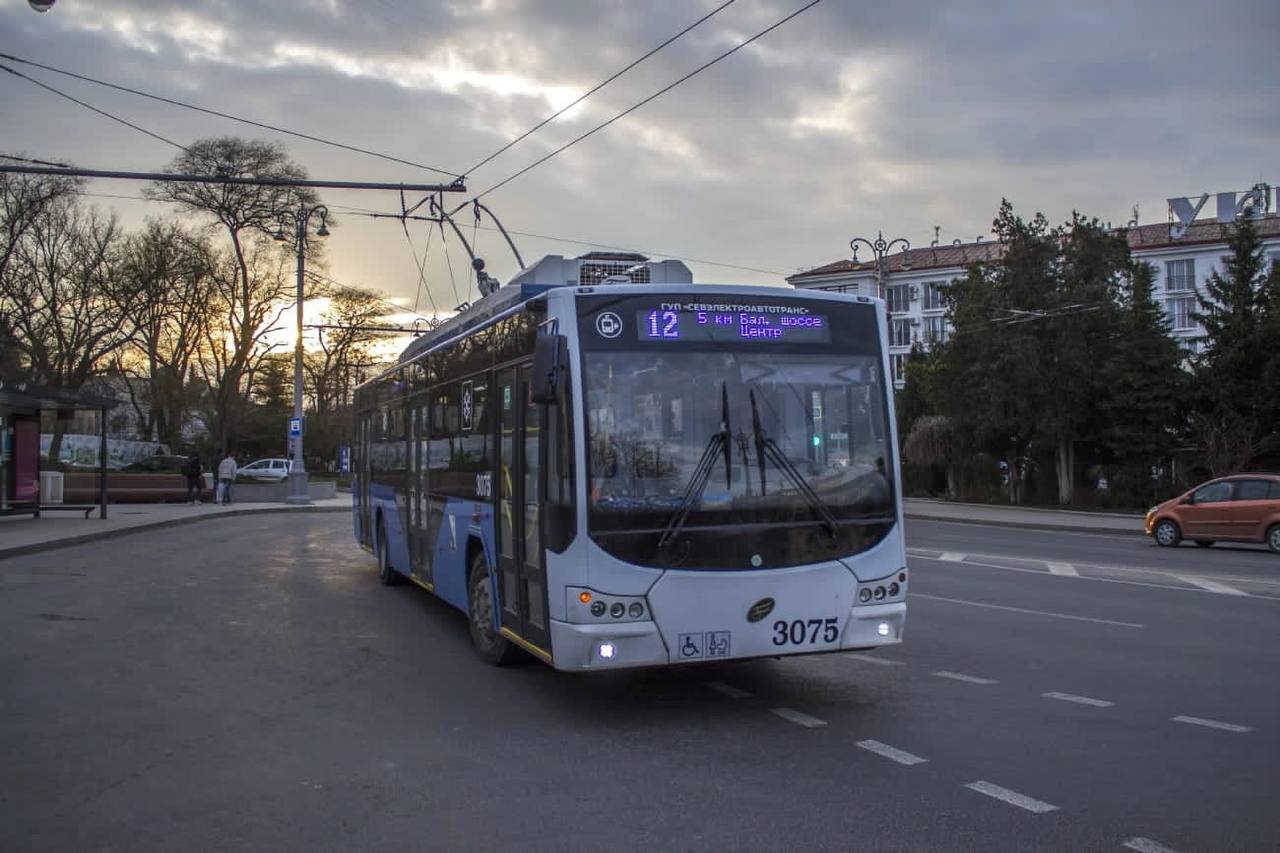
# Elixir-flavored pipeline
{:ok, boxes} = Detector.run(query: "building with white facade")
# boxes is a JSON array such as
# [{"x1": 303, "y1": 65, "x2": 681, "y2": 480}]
[{"x1": 788, "y1": 209, "x2": 1280, "y2": 388}]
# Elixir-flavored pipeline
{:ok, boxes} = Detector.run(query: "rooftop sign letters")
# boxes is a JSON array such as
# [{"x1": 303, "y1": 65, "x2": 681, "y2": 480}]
[{"x1": 1167, "y1": 183, "x2": 1273, "y2": 239}]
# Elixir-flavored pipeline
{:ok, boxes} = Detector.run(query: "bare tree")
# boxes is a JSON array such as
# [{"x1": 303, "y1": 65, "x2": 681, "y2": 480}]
[
  {"x1": 0, "y1": 167, "x2": 80, "y2": 287},
  {"x1": 0, "y1": 193, "x2": 141, "y2": 460},
  {"x1": 112, "y1": 219, "x2": 219, "y2": 448},
  {"x1": 146, "y1": 138, "x2": 325, "y2": 452},
  {"x1": 302, "y1": 286, "x2": 396, "y2": 466}
]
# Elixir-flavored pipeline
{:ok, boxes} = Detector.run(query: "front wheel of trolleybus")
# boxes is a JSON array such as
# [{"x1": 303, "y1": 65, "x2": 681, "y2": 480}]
[{"x1": 468, "y1": 553, "x2": 520, "y2": 666}]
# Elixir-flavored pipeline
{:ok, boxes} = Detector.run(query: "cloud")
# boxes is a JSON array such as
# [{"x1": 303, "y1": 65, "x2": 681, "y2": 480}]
[{"x1": 0, "y1": 0, "x2": 1275, "y2": 307}]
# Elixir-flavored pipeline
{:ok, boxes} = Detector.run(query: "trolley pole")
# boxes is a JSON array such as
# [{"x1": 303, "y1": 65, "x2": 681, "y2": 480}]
[{"x1": 275, "y1": 204, "x2": 330, "y2": 506}]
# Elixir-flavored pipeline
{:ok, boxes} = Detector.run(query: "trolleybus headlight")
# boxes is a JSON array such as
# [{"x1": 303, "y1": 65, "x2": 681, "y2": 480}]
[
  {"x1": 888, "y1": 582, "x2": 900, "y2": 597},
  {"x1": 590, "y1": 601, "x2": 606, "y2": 617},
  {"x1": 898, "y1": 571, "x2": 907, "y2": 583},
  {"x1": 579, "y1": 591, "x2": 592, "y2": 604},
  {"x1": 610, "y1": 602, "x2": 626, "y2": 618},
  {"x1": 628, "y1": 602, "x2": 644, "y2": 618},
  {"x1": 859, "y1": 588, "x2": 873, "y2": 603},
  {"x1": 873, "y1": 586, "x2": 886, "y2": 601},
  {"x1": 598, "y1": 642, "x2": 617, "y2": 660},
  {"x1": 877, "y1": 622, "x2": 890, "y2": 637}
]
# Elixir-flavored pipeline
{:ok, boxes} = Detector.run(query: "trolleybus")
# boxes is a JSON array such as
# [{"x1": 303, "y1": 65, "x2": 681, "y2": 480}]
[{"x1": 352, "y1": 252, "x2": 907, "y2": 670}]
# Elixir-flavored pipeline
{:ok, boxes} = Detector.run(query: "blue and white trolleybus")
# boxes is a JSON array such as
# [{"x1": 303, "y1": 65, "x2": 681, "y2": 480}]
[{"x1": 352, "y1": 252, "x2": 907, "y2": 669}]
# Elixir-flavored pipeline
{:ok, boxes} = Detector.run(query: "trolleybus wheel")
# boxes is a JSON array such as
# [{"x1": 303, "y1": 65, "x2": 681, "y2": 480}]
[
  {"x1": 377, "y1": 520, "x2": 402, "y2": 585},
  {"x1": 1153, "y1": 519, "x2": 1181, "y2": 548},
  {"x1": 468, "y1": 553, "x2": 518, "y2": 665}
]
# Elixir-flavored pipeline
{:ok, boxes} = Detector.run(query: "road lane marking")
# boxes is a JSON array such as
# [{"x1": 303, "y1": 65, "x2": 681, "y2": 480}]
[
  {"x1": 770, "y1": 707, "x2": 827, "y2": 728},
  {"x1": 843, "y1": 653, "x2": 904, "y2": 666},
  {"x1": 1047, "y1": 562, "x2": 1079, "y2": 577},
  {"x1": 939, "y1": 552, "x2": 966, "y2": 562},
  {"x1": 1042, "y1": 691, "x2": 1114, "y2": 707},
  {"x1": 911, "y1": 555, "x2": 1280, "y2": 599},
  {"x1": 964, "y1": 780, "x2": 1059, "y2": 813},
  {"x1": 857, "y1": 739, "x2": 927, "y2": 765},
  {"x1": 1172, "y1": 715, "x2": 1253, "y2": 733},
  {"x1": 704, "y1": 681, "x2": 750, "y2": 698},
  {"x1": 1175, "y1": 576, "x2": 1248, "y2": 596},
  {"x1": 1124, "y1": 838, "x2": 1184, "y2": 853},
  {"x1": 933, "y1": 670, "x2": 998, "y2": 685},
  {"x1": 909, "y1": 593, "x2": 1145, "y2": 628},
  {"x1": 909, "y1": 547, "x2": 1280, "y2": 592}
]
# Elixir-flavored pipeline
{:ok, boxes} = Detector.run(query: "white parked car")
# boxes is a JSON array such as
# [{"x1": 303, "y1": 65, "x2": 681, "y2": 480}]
[{"x1": 237, "y1": 458, "x2": 292, "y2": 481}]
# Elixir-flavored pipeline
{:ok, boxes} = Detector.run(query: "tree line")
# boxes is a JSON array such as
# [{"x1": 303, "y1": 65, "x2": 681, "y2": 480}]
[
  {"x1": 898, "y1": 200, "x2": 1280, "y2": 509},
  {"x1": 0, "y1": 137, "x2": 399, "y2": 466}
]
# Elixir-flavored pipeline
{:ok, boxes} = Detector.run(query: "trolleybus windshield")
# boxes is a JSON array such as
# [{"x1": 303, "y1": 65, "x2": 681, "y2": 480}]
[{"x1": 579, "y1": 294, "x2": 895, "y2": 570}]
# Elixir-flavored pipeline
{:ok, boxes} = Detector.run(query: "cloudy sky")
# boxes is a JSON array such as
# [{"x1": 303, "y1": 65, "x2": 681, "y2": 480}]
[{"x1": 2, "y1": 0, "x2": 1277, "y2": 322}]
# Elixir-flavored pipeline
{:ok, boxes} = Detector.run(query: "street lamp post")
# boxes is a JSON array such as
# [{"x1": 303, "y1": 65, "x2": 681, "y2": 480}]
[
  {"x1": 274, "y1": 204, "x2": 329, "y2": 505},
  {"x1": 849, "y1": 231, "x2": 911, "y2": 301}
]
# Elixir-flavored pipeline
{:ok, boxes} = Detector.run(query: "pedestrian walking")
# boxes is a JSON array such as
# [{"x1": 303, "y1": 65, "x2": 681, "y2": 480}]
[
  {"x1": 183, "y1": 454, "x2": 203, "y2": 504},
  {"x1": 217, "y1": 451, "x2": 237, "y2": 505}
]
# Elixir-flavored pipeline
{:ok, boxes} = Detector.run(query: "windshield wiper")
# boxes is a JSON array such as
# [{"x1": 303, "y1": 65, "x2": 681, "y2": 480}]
[
  {"x1": 658, "y1": 382, "x2": 732, "y2": 549},
  {"x1": 748, "y1": 388, "x2": 839, "y2": 539}
]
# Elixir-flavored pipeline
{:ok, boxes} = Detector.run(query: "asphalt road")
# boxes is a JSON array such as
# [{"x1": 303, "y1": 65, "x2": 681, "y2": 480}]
[{"x1": 2, "y1": 515, "x2": 1276, "y2": 852}]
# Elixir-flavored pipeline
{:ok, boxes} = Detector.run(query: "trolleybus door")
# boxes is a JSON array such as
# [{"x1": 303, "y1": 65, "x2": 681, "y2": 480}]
[
  {"x1": 496, "y1": 364, "x2": 552, "y2": 654},
  {"x1": 356, "y1": 411, "x2": 372, "y2": 547}
]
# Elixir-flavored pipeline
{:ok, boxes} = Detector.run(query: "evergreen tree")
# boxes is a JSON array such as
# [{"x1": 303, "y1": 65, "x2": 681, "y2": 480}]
[
  {"x1": 1190, "y1": 217, "x2": 1274, "y2": 474},
  {"x1": 933, "y1": 200, "x2": 1058, "y2": 503},
  {"x1": 1097, "y1": 262, "x2": 1185, "y2": 505},
  {"x1": 1045, "y1": 215, "x2": 1131, "y2": 503}
]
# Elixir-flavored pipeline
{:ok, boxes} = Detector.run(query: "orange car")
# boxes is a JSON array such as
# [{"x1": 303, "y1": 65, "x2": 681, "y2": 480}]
[{"x1": 1146, "y1": 474, "x2": 1280, "y2": 552}]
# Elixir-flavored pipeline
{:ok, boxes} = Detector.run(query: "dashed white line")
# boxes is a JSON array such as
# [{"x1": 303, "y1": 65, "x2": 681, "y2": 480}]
[
  {"x1": 1124, "y1": 837, "x2": 1184, "y2": 853},
  {"x1": 964, "y1": 780, "x2": 1059, "y2": 814},
  {"x1": 939, "y1": 552, "x2": 966, "y2": 562},
  {"x1": 1046, "y1": 561, "x2": 1079, "y2": 577},
  {"x1": 843, "y1": 652, "x2": 905, "y2": 666},
  {"x1": 704, "y1": 681, "x2": 750, "y2": 699},
  {"x1": 1176, "y1": 576, "x2": 1248, "y2": 596},
  {"x1": 1042, "y1": 691, "x2": 1114, "y2": 708},
  {"x1": 933, "y1": 671, "x2": 998, "y2": 685},
  {"x1": 856, "y1": 739, "x2": 928, "y2": 765},
  {"x1": 769, "y1": 707, "x2": 827, "y2": 728},
  {"x1": 1172, "y1": 715, "x2": 1253, "y2": 733},
  {"x1": 910, "y1": 592, "x2": 1145, "y2": 628}
]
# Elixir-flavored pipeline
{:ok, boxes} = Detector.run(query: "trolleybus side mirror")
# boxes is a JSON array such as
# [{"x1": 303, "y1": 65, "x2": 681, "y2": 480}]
[{"x1": 531, "y1": 334, "x2": 566, "y2": 404}]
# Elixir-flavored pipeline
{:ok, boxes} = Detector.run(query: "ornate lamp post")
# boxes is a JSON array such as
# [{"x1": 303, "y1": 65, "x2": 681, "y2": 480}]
[
  {"x1": 849, "y1": 231, "x2": 911, "y2": 301},
  {"x1": 274, "y1": 204, "x2": 329, "y2": 505}
]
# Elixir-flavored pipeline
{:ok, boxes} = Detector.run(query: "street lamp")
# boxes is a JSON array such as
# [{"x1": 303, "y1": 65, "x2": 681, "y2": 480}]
[
  {"x1": 274, "y1": 203, "x2": 329, "y2": 505},
  {"x1": 849, "y1": 231, "x2": 911, "y2": 301}
]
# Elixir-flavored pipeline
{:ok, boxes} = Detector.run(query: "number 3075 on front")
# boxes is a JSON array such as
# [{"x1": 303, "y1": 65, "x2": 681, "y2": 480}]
[{"x1": 771, "y1": 618, "x2": 839, "y2": 646}]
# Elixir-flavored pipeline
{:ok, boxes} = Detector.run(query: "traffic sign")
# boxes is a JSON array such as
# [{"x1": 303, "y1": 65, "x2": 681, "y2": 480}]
[{"x1": 289, "y1": 417, "x2": 302, "y2": 438}]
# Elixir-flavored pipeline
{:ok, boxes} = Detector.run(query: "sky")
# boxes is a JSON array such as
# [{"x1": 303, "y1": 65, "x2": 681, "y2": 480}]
[{"x1": 2, "y1": 0, "x2": 1277, "y2": 333}]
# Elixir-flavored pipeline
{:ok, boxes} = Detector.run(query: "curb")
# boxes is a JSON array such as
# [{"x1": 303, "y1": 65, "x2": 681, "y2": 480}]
[
  {"x1": 905, "y1": 511, "x2": 1146, "y2": 537},
  {"x1": 0, "y1": 504, "x2": 350, "y2": 560}
]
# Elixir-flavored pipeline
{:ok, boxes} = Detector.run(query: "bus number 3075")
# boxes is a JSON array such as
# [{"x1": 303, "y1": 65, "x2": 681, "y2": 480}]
[{"x1": 772, "y1": 618, "x2": 839, "y2": 646}]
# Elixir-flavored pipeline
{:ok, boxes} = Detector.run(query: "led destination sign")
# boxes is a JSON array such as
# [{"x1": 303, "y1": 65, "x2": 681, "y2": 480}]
[{"x1": 636, "y1": 303, "x2": 830, "y2": 344}]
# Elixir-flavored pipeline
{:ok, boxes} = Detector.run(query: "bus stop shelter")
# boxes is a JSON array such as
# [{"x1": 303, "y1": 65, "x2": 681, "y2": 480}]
[{"x1": 0, "y1": 376, "x2": 117, "y2": 520}]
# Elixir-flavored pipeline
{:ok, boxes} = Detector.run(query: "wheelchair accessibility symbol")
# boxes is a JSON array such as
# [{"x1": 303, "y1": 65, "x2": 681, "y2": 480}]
[
  {"x1": 678, "y1": 633, "x2": 704, "y2": 659},
  {"x1": 595, "y1": 311, "x2": 623, "y2": 339}
]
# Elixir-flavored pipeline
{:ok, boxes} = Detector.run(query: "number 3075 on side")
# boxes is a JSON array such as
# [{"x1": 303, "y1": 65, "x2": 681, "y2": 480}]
[{"x1": 772, "y1": 618, "x2": 839, "y2": 646}]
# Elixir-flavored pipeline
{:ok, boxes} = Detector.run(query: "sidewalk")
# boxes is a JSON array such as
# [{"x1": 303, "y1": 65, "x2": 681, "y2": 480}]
[
  {"x1": 2, "y1": 494, "x2": 1147, "y2": 560},
  {"x1": 904, "y1": 497, "x2": 1146, "y2": 535},
  {"x1": 0, "y1": 497, "x2": 350, "y2": 559}
]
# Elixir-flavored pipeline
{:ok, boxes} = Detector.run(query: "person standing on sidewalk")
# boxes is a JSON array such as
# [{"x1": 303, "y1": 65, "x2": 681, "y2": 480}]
[
  {"x1": 217, "y1": 452, "x2": 237, "y2": 505},
  {"x1": 183, "y1": 454, "x2": 203, "y2": 504}
]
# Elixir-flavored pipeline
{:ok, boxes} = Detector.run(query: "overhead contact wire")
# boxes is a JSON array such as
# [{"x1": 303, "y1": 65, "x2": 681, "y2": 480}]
[
  {"x1": 462, "y1": 0, "x2": 737, "y2": 177},
  {"x1": 0, "y1": 51, "x2": 462, "y2": 180},
  {"x1": 472, "y1": 0, "x2": 823, "y2": 200}
]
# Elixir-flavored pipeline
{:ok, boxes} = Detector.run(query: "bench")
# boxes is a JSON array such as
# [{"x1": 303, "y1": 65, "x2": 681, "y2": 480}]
[{"x1": 38, "y1": 504, "x2": 99, "y2": 519}]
